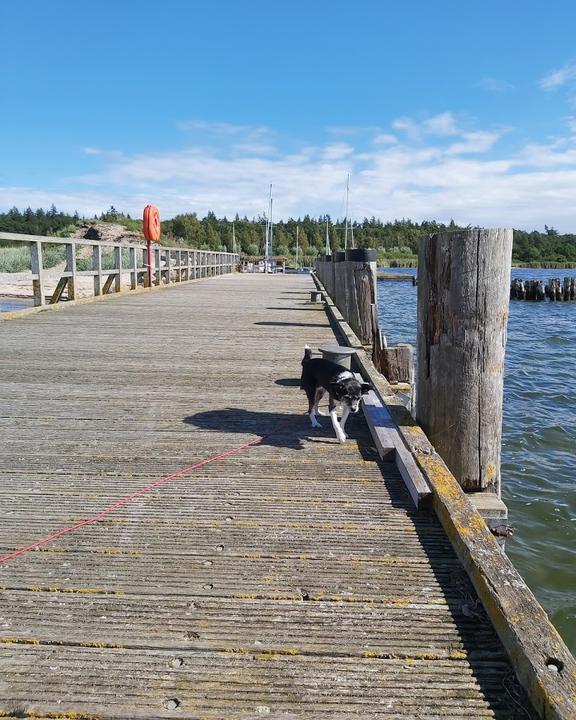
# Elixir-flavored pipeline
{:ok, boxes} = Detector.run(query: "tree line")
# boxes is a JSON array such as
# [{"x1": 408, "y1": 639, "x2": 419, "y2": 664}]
[{"x1": 1, "y1": 205, "x2": 576, "y2": 264}]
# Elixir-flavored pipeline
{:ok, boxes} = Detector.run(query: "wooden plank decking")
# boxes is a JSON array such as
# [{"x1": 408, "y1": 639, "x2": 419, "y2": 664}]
[{"x1": 0, "y1": 273, "x2": 535, "y2": 719}]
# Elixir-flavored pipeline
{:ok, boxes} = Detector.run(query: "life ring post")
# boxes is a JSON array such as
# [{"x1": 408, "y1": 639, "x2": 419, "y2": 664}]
[
  {"x1": 146, "y1": 239, "x2": 154, "y2": 287},
  {"x1": 143, "y1": 205, "x2": 161, "y2": 287}
]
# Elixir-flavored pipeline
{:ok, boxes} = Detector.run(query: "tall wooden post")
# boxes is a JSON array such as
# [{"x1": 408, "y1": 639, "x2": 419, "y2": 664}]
[
  {"x1": 416, "y1": 229, "x2": 513, "y2": 496},
  {"x1": 30, "y1": 241, "x2": 45, "y2": 306},
  {"x1": 114, "y1": 246, "x2": 122, "y2": 293},
  {"x1": 332, "y1": 252, "x2": 347, "y2": 314},
  {"x1": 345, "y1": 249, "x2": 377, "y2": 345},
  {"x1": 65, "y1": 242, "x2": 77, "y2": 300},
  {"x1": 93, "y1": 244, "x2": 102, "y2": 295}
]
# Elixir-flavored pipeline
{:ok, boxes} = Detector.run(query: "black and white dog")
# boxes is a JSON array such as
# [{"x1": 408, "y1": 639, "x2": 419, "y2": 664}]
[{"x1": 300, "y1": 346, "x2": 371, "y2": 443}]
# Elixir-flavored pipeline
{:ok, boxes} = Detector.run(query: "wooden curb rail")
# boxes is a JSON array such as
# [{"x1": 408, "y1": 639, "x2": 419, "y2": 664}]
[
  {"x1": 312, "y1": 271, "x2": 576, "y2": 720},
  {"x1": 358, "y1": 381, "x2": 432, "y2": 509}
]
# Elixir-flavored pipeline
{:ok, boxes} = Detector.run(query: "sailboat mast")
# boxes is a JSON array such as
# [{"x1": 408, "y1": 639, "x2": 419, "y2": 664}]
[
  {"x1": 325, "y1": 218, "x2": 331, "y2": 255},
  {"x1": 296, "y1": 225, "x2": 299, "y2": 269},
  {"x1": 269, "y1": 195, "x2": 273, "y2": 270},
  {"x1": 344, "y1": 172, "x2": 350, "y2": 250},
  {"x1": 265, "y1": 183, "x2": 272, "y2": 273}
]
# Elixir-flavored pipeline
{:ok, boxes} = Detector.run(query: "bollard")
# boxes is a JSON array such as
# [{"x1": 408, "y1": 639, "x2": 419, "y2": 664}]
[{"x1": 319, "y1": 345, "x2": 356, "y2": 370}]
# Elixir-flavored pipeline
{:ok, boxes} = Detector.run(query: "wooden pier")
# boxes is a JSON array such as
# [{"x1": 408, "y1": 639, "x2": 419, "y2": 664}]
[{"x1": 0, "y1": 270, "x2": 574, "y2": 718}]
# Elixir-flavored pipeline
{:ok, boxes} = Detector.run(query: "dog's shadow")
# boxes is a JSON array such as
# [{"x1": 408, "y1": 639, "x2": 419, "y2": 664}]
[{"x1": 183, "y1": 408, "x2": 330, "y2": 450}]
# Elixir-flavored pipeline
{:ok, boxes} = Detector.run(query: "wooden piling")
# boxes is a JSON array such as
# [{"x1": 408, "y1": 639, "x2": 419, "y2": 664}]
[
  {"x1": 379, "y1": 344, "x2": 414, "y2": 384},
  {"x1": 416, "y1": 229, "x2": 513, "y2": 495},
  {"x1": 352, "y1": 263, "x2": 375, "y2": 344}
]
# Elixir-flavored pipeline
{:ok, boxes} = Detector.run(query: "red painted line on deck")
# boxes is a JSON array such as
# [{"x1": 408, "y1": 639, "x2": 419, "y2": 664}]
[{"x1": 0, "y1": 421, "x2": 291, "y2": 565}]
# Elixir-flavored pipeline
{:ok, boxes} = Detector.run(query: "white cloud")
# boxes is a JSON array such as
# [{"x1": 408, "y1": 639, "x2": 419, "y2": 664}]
[
  {"x1": 423, "y1": 112, "x2": 459, "y2": 136},
  {"x1": 4, "y1": 114, "x2": 576, "y2": 232},
  {"x1": 373, "y1": 133, "x2": 398, "y2": 145},
  {"x1": 322, "y1": 143, "x2": 354, "y2": 161},
  {"x1": 566, "y1": 116, "x2": 576, "y2": 134},
  {"x1": 540, "y1": 62, "x2": 576, "y2": 90},
  {"x1": 232, "y1": 142, "x2": 277, "y2": 156},
  {"x1": 479, "y1": 77, "x2": 514, "y2": 93},
  {"x1": 445, "y1": 131, "x2": 502, "y2": 155},
  {"x1": 391, "y1": 117, "x2": 422, "y2": 140},
  {"x1": 177, "y1": 119, "x2": 272, "y2": 139},
  {"x1": 393, "y1": 112, "x2": 461, "y2": 140}
]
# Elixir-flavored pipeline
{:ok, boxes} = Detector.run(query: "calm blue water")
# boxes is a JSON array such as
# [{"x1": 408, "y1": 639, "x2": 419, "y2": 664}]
[
  {"x1": 0, "y1": 297, "x2": 33, "y2": 312},
  {"x1": 378, "y1": 267, "x2": 576, "y2": 655}
]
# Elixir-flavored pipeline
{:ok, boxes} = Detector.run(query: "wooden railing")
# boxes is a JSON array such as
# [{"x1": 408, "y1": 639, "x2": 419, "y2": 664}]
[{"x1": 0, "y1": 232, "x2": 239, "y2": 306}]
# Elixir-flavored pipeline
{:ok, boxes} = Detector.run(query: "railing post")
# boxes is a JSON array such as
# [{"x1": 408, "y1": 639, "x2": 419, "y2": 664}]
[
  {"x1": 93, "y1": 244, "x2": 102, "y2": 295},
  {"x1": 114, "y1": 245, "x2": 121, "y2": 293},
  {"x1": 166, "y1": 248, "x2": 171, "y2": 284},
  {"x1": 154, "y1": 247, "x2": 161, "y2": 285},
  {"x1": 30, "y1": 240, "x2": 45, "y2": 306},
  {"x1": 416, "y1": 228, "x2": 513, "y2": 496},
  {"x1": 130, "y1": 247, "x2": 137, "y2": 290},
  {"x1": 65, "y1": 242, "x2": 77, "y2": 300}
]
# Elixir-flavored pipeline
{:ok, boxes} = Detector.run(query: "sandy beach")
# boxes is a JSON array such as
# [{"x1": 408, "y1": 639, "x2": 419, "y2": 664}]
[{"x1": 0, "y1": 263, "x2": 136, "y2": 300}]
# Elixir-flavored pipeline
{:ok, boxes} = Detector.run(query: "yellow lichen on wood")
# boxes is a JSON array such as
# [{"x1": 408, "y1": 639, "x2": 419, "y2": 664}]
[
  {"x1": 254, "y1": 648, "x2": 299, "y2": 659},
  {"x1": 449, "y1": 650, "x2": 468, "y2": 660},
  {"x1": 0, "y1": 637, "x2": 40, "y2": 645}
]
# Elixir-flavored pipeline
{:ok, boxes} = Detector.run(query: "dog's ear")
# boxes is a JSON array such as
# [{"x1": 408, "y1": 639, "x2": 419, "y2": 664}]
[{"x1": 360, "y1": 382, "x2": 372, "y2": 395}]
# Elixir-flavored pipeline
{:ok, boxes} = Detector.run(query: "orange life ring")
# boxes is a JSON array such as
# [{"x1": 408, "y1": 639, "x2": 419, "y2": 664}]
[{"x1": 143, "y1": 204, "x2": 161, "y2": 242}]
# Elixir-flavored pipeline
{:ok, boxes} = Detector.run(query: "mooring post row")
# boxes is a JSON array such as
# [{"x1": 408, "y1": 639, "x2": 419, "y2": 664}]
[
  {"x1": 0, "y1": 231, "x2": 239, "y2": 309},
  {"x1": 316, "y1": 252, "x2": 414, "y2": 386},
  {"x1": 312, "y1": 265, "x2": 576, "y2": 720}
]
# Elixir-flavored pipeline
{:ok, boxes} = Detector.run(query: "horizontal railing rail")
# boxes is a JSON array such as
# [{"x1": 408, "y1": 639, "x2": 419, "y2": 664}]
[{"x1": 0, "y1": 231, "x2": 239, "y2": 307}]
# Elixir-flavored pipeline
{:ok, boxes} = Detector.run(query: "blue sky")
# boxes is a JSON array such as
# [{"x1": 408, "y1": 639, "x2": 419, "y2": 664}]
[{"x1": 3, "y1": 0, "x2": 576, "y2": 230}]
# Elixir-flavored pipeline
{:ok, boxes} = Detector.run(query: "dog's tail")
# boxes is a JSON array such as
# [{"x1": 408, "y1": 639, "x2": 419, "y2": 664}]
[{"x1": 300, "y1": 345, "x2": 312, "y2": 389}]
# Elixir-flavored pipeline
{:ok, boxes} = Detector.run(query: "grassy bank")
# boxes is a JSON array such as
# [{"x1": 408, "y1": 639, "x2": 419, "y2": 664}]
[
  {"x1": 513, "y1": 261, "x2": 576, "y2": 269},
  {"x1": 0, "y1": 244, "x2": 132, "y2": 273}
]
